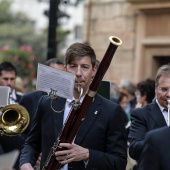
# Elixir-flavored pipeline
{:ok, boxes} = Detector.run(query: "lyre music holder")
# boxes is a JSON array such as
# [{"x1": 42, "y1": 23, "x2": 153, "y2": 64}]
[{"x1": 49, "y1": 88, "x2": 64, "y2": 113}]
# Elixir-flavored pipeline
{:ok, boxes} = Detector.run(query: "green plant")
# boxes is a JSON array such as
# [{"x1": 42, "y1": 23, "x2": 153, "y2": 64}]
[{"x1": 0, "y1": 45, "x2": 36, "y2": 88}]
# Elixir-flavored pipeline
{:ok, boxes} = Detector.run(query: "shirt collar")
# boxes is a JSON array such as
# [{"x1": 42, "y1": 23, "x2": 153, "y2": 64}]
[
  {"x1": 10, "y1": 89, "x2": 17, "y2": 100},
  {"x1": 66, "y1": 95, "x2": 85, "y2": 107},
  {"x1": 156, "y1": 99, "x2": 166, "y2": 112}
]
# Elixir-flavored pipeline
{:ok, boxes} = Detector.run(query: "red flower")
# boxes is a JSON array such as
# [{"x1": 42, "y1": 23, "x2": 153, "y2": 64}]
[
  {"x1": 14, "y1": 56, "x2": 19, "y2": 61},
  {"x1": 21, "y1": 61, "x2": 26, "y2": 66},
  {"x1": 30, "y1": 55, "x2": 36, "y2": 61},
  {"x1": 20, "y1": 45, "x2": 32, "y2": 52},
  {"x1": 2, "y1": 45, "x2": 9, "y2": 51},
  {"x1": 31, "y1": 72, "x2": 35, "y2": 77},
  {"x1": 28, "y1": 63, "x2": 33, "y2": 69}
]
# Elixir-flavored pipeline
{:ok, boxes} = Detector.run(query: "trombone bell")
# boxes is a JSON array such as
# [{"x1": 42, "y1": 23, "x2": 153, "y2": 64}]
[{"x1": 0, "y1": 104, "x2": 30, "y2": 136}]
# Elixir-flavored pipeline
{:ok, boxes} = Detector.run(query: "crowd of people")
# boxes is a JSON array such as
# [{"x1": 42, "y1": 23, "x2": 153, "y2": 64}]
[{"x1": 0, "y1": 41, "x2": 170, "y2": 170}]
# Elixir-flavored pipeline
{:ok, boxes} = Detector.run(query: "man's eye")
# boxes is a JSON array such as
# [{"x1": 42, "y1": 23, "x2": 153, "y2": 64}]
[
  {"x1": 82, "y1": 66, "x2": 89, "y2": 69},
  {"x1": 3, "y1": 78, "x2": 14, "y2": 81},
  {"x1": 162, "y1": 88, "x2": 168, "y2": 92},
  {"x1": 160, "y1": 87, "x2": 168, "y2": 92},
  {"x1": 70, "y1": 65, "x2": 76, "y2": 68}
]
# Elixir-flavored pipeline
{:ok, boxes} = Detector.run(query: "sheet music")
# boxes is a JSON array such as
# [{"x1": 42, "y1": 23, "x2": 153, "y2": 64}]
[
  {"x1": 36, "y1": 63, "x2": 75, "y2": 100},
  {"x1": 0, "y1": 150, "x2": 19, "y2": 169},
  {"x1": 0, "y1": 86, "x2": 10, "y2": 107}
]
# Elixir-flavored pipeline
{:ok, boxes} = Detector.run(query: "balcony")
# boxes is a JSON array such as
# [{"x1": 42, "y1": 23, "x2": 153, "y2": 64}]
[
  {"x1": 127, "y1": 0, "x2": 170, "y2": 11},
  {"x1": 127, "y1": 0, "x2": 170, "y2": 3}
]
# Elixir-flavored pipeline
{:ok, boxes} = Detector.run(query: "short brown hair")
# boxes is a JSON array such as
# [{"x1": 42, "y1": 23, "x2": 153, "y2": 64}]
[
  {"x1": 155, "y1": 64, "x2": 170, "y2": 87},
  {"x1": 0, "y1": 61, "x2": 17, "y2": 76},
  {"x1": 65, "y1": 42, "x2": 96, "y2": 68},
  {"x1": 45, "y1": 58, "x2": 64, "y2": 66}
]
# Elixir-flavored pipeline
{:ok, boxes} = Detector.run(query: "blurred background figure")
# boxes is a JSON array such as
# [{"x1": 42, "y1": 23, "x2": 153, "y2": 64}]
[
  {"x1": 45, "y1": 58, "x2": 65, "y2": 70},
  {"x1": 95, "y1": 59, "x2": 100, "y2": 69},
  {"x1": 120, "y1": 79, "x2": 137, "y2": 113},
  {"x1": 126, "y1": 78, "x2": 155, "y2": 170},
  {"x1": 135, "y1": 78, "x2": 155, "y2": 108},
  {"x1": 118, "y1": 91, "x2": 129, "y2": 120},
  {"x1": 119, "y1": 80, "x2": 137, "y2": 170},
  {"x1": 15, "y1": 76, "x2": 24, "y2": 96},
  {"x1": 0, "y1": 61, "x2": 23, "y2": 103},
  {"x1": 110, "y1": 81, "x2": 120, "y2": 103}
]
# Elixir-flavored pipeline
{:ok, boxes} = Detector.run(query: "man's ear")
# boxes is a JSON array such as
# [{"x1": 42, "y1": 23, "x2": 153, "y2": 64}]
[{"x1": 92, "y1": 66, "x2": 97, "y2": 79}]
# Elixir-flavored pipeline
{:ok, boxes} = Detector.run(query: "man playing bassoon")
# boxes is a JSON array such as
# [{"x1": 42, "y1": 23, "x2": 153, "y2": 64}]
[{"x1": 20, "y1": 42, "x2": 127, "y2": 170}]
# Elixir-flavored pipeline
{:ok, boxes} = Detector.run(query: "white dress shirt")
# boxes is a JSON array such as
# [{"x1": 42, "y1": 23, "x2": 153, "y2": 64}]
[{"x1": 60, "y1": 96, "x2": 84, "y2": 170}]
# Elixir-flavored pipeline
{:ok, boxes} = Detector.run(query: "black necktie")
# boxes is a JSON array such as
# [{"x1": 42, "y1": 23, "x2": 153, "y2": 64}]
[
  {"x1": 67, "y1": 100, "x2": 76, "y2": 107},
  {"x1": 164, "y1": 108, "x2": 168, "y2": 112}
]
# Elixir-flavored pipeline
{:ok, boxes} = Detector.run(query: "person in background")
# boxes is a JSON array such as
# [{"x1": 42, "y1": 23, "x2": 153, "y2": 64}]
[
  {"x1": 118, "y1": 91, "x2": 129, "y2": 113},
  {"x1": 20, "y1": 58, "x2": 65, "y2": 168},
  {"x1": 0, "y1": 61, "x2": 23, "y2": 170},
  {"x1": 128, "y1": 64, "x2": 170, "y2": 163},
  {"x1": 135, "y1": 78, "x2": 155, "y2": 108},
  {"x1": 20, "y1": 42, "x2": 127, "y2": 170},
  {"x1": 45, "y1": 58, "x2": 65, "y2": 70},
  {"x1": 137, "y1": 126, "x2": 170, "y2": 170},
  {"x1": 15, "y1": 76, "x2": 24, "y2": 96},
  {"x1": 0, "y1": 61, "x2": 23, "y2": 103},
  {"x1": 20, "y1": 58, "x2": 65, "y2": 140},
  {"x1": 110, "y1": 82, "x2": 120, "y2": 103},
  {"x1": 120, "y1": 79, "x2": 137, "y2": 113},
  {"x1": 117, "y1": 91, "x2": 129, "y2": 125},
  {"x1": 95, "y1": 59, "x2": 100, "y2": 69}
]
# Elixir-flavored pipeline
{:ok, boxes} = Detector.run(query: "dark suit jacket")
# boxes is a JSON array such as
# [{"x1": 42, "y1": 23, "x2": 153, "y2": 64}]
[
  {"x1": 0, "y1": 135, "x2": 23, "y2": 170},
  {"x1": 128, "y1": 100, "x2": 167, "y2": 161},
  {"x1": 20, "y1": 94, "x2": 127, "y2": 170},
  {"x1": 16, "y1": 93, "x2": 22, "y2": 103},
  {"x1": 20, "y1": 90, "x2": 47, "y2": 140},
  {"x1": 137, "y1": 126, "x2": 170, "y2": 170}
]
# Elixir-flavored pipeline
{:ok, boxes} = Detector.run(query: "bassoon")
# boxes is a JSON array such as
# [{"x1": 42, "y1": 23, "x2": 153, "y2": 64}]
[{"x1": 42, "y1": 36, "x2": 122, "y2": 170}]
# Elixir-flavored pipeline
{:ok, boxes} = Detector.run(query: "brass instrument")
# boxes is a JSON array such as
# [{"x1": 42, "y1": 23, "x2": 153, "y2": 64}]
[
  {"x1": 0, "y1": 104, "x2": 30, "y2": 136},
  {"x1": 167, "y1": 99, "x2": 170, "y2": 126}
]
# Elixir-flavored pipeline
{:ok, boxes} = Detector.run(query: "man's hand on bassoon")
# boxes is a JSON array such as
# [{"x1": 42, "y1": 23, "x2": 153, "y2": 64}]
[{"x1": 55, "y1": 143, "x2": 89, "y2": 164}]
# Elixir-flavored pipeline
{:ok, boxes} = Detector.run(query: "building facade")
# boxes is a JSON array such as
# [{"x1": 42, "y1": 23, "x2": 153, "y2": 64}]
[{"x1": 83, "y1": 0, "x2": 170, "y2": 85}]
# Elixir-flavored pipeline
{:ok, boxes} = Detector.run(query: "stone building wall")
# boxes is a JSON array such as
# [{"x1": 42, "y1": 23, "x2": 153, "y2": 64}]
[
  {"x1": 83, "y1": 0, "x2": 170, "y2": 85},
  {"x1": 83, "y1": 0, "x2": 136, "y2": 85}
]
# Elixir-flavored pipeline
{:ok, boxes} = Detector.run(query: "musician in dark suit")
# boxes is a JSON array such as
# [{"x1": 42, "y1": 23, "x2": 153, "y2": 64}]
[
  {"x1": 20, "y1": 90, "x2": 47, "y2": 140},
  {"x1": 20, "y1": 58, "x2": 65, "y2": 140},
  {"x1": 138, "y1": 126, "x2": 170, "y2": 170},
  {"x1": 0, "y1": 61, "x2": 23, "y2": 170},
  {"x1": 20, "y1": 42, "x2": 127, "y2": 170},
  {"x1": 128, "y1": 64, "x2": 170, "y2": 161}
]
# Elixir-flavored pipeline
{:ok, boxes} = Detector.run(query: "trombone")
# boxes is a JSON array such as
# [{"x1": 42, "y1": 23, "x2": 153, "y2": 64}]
[{"x1": 0, "y1": 87, "x2": 30, "y2": 136}]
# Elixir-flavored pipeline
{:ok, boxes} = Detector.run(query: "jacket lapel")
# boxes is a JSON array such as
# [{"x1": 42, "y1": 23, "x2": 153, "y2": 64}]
[
  {"x1": 75, "y1": 95, "x2": 101, "y2": 144},
  {"x1": 149, "y1": 100, "x2": 167, "y2": 127},
  {"x1": 52, "y1": 97, "x2": 66, "y2": 139}
]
